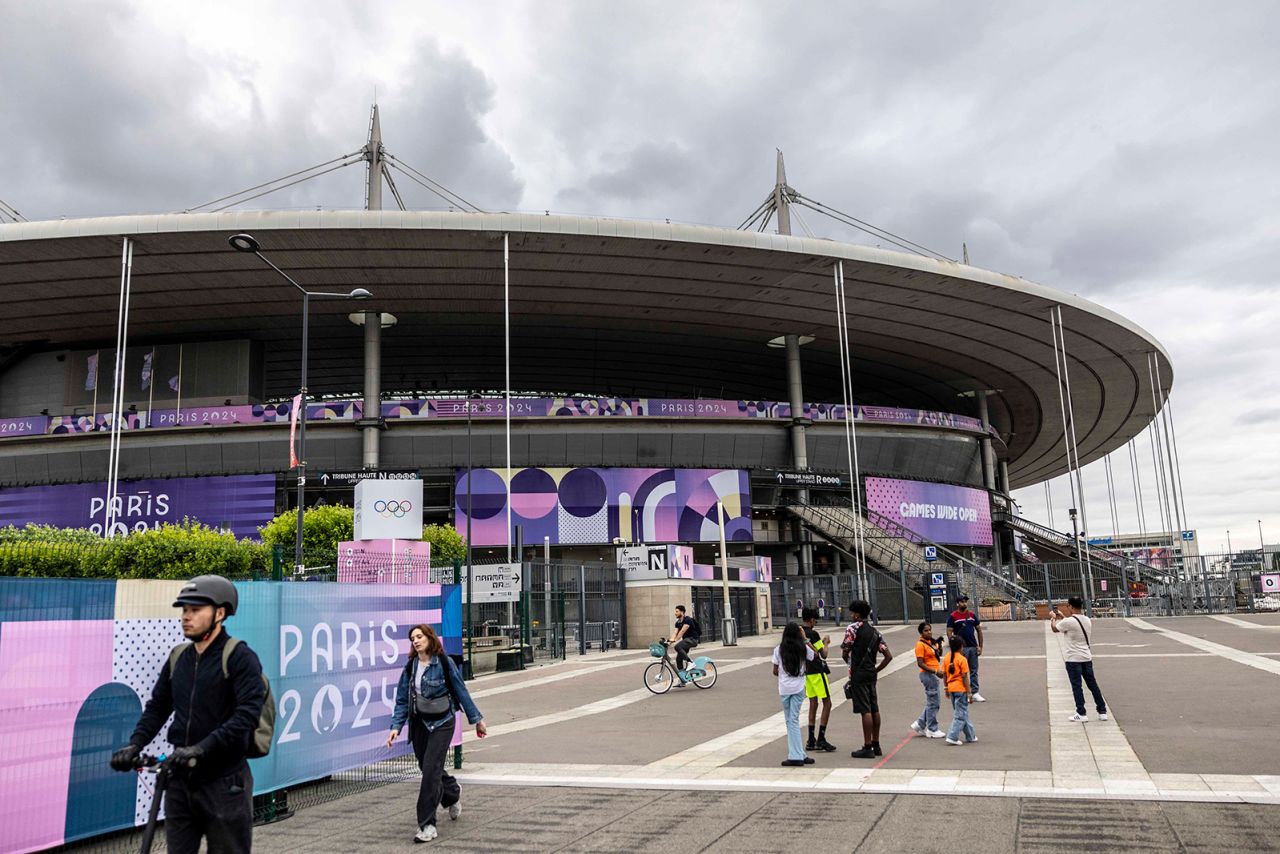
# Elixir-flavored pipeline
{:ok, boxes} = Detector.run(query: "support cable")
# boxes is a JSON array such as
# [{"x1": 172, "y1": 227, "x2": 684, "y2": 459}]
[
  {"x1": 1127, "y1": 439, "x2": 1147, "y2": 534},
  {"x1": 736, "y1": 195, "x2": 775, "y2": 231},
  {"x1": 383, "y1": 155, "x2": 485, "y2": 212},
  {"x1": 1103, "y1": 452, "x2": 1120, "y2": 537},
  {"x1": 0, "y1": 198, "x2": 27, "y2": 222},
  {"x1": 793, "y1": 194, "x2": 956, "y2": 262},
  {"x1": 382, "y1": 167, "x2": 408, "y2": 211},
  {"x1": 1055, "y1": 306, "x2": 1096, "y2": 605},
  {"x1": 1146, "y1": 354, "x2": 1180, "y2": 578},
  {"x1": 185, "y1": 151, "x2": 363, "y2": 212}
]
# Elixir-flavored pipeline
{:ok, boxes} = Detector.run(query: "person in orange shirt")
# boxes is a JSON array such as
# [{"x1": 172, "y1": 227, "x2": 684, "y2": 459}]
[
  {"x1": 943, "y1": 635, "x2": 977, "y2": 745},
  {"x1": 909, "y1": 622, "x2": 946, "y2": 738}
]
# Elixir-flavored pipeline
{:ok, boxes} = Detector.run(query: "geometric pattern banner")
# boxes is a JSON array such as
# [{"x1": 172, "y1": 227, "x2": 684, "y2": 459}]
[
  {"x1": 454, "y1": 467, "x2": 752, "y2": 546},
  {"x1": 0, "y1": 577, "x2": 460, "y2": 853}
]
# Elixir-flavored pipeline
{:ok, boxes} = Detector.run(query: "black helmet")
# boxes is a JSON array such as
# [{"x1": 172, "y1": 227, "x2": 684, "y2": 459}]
[{"x1": 173, "y1": 574, "x2": 238, "y2": 617}]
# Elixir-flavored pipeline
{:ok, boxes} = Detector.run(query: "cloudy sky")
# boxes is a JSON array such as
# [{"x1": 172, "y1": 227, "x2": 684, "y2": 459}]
[{"x1": 1, "y1": 1, "x2": 1276, "y2": 552}]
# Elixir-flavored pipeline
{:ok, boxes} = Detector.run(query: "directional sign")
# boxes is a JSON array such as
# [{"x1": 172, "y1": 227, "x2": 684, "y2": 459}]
[
  {"x1": 930, "y1": 572, "x2": 945, "y2": 588},
  {"x1": 924, "y1": 546, "x2": 938, "y2": 562},
  {"x1": 1181, "y1": 530, "x2": 1196, "y2": 541},
  {"x1": 317, "y1": 469, "x2": 419, "y2": 487},
  {"x1": 462, "y1": 563, "x2": 521, "y2": 602},
  {"x1": 772, "y1": 471, "x2": 845, "y2": 490}
]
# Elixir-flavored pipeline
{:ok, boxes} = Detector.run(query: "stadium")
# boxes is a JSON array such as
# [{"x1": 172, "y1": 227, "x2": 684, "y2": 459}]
[{"x1": 0, "y1": 119, "x2": 1175, "y2": 634}]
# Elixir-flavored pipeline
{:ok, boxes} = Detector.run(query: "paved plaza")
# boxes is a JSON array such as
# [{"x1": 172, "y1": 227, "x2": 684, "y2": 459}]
[{"x1": 258, "y1": 613, "x2": 1280, "y2": 852}]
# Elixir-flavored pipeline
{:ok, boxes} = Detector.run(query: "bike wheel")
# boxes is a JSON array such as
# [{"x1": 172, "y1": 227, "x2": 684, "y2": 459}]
[
  {"x1": 691, "y1": 661, "x2": 718, "y2": 689},
  {"x1": 644, "y1": 662, "x2": 674, "y2": 694}
]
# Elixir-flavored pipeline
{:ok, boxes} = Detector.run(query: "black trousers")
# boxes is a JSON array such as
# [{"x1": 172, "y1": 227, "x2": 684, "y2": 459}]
[
  {"x1": 164, "y1": 768, "x2": 253, "y2": 854},
  {"x1": 410, "y1": 714, "x2": 460, "y2": 829},
  {"x1": 674, "y1": 638, "x2": 698, "y2": 669}
]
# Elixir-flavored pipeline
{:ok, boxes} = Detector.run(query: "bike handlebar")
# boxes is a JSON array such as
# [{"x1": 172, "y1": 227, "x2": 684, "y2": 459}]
[{"x1": 134, "y1": 753, "x2": 197, "y2": 771}]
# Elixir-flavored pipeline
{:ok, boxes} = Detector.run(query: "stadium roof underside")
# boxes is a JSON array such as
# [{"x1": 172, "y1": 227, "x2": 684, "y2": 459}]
[{"x1": 0, "y1": 211, "x2": 1172, "y2": 488}]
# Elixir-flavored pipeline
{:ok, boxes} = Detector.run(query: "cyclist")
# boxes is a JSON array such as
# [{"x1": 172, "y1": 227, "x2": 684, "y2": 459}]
[
  {"x1": 110, "y1": 575, "x2": 267, "y2": 854},
  {"x1": 669, "y1": 605, "x2": 701, "y2": 685}
]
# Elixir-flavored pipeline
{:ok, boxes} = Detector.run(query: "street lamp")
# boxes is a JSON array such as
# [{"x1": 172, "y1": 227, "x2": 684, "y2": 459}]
[
  {"x1": 464, "y1": 392, "x2": 482, "y2": 674},
  {"x1": 228, "y1": 233, "x2": 371, "y2": 573}
]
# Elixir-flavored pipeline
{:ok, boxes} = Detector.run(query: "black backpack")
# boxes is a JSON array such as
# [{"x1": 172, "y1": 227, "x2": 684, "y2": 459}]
[{"x1": 168, "y1": 638, "x2": 275, "y2": 758}]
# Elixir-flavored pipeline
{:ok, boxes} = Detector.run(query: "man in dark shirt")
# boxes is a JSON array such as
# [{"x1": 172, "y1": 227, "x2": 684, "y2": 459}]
[
  {"x1": 801, "y1": 608, "x2": 837, "y2": 752},
  {"x1": 669, "y1": 605, "x2": 701, "y2": 682},
  {"x1": 842, "y1": 600, "x2": 893, "y2": 759},
  {"x1": 110, "y1": 575, "x2": 267, "y2": 854},
  {"x1": 946, "y1": 594, "x2": 985, "y2": 702}
]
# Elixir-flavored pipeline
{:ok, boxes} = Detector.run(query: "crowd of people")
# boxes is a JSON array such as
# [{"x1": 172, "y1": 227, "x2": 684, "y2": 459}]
[{"x1": 772, "y1": 594, "x2": 1107, "y2": 765}]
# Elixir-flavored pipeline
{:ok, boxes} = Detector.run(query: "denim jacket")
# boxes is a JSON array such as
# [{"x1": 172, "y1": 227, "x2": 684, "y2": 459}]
[{"x1": 390, "y1": 654, "x2": 482, "y2": 733}]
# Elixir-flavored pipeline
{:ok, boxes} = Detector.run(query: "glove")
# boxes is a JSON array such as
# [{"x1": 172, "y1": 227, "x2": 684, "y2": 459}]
[
  {"x1": 170, "y1": 745, "x2": 204, "y2": 767},
  {"x1": 110, "y1": 745, "x2": 140, "y2": 772}
]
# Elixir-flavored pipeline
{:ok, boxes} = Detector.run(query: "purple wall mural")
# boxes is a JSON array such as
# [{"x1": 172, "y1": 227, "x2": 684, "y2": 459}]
[
  {"x1": 455, "y1": 467, "x2": 752, "y2": 546},
  {"x1": 0, "y1": 475, "x2": 278, "y2": 539},
  {"x1": 865, "y1": 477, "x2": 993, "y2": 547}
]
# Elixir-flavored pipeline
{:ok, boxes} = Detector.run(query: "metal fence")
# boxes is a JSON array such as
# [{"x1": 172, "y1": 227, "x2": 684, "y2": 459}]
[
  {"x1": 770, "y1": 568, "x2": 930, "y2": 629},
  {"x1": 1011, "y1": 554, "x2": 1279, "y2": 617}
]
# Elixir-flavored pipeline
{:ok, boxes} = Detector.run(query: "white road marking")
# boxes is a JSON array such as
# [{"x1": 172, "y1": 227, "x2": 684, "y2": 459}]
[
  {"x1": 469, "y1": 658, "x2": 644, "y2": 699},
  {"x1": 467, "y1": 656, "x2": 771, "y2": 744},
  {"x1": 1127, "y1": 618, "x2": 1280, "y2": 676},
  {"x1": 453, "y1": 761, "x2": 1280, "y2": 805},
  {"x1": 1045, "y1": 622, "x2": 1153, "y2": 793},
  {"x1": 1209, "y1": 615, "x2": 1280, "y2": 630}
]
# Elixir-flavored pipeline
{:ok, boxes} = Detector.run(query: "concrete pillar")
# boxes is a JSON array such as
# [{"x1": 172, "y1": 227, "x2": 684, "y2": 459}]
[
  {"x1": 977, "y1": 391, "x2": 996, "y2": 492},
  {"x1": 785, "y1": 333, "x2": 813, "y2": 575},
  {"x1": 999, "y1": 460, "x2": 1011, "y2": 497},
  {"x1": 353, "y1": 311, "x2": 396, "y2": 469}
]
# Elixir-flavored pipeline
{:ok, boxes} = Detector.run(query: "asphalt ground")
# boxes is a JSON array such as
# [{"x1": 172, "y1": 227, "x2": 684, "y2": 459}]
[{"x1": 249, "y1": 613, "x2": 1280, "y2": 852}]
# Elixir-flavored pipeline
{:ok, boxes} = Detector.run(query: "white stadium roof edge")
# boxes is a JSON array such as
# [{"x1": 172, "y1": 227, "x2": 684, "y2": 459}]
[{"x1": 0, "y1": 209, "x2": 1172, "y2": 489}]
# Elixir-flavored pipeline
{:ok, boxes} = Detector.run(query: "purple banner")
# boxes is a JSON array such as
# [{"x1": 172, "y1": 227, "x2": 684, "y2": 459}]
[
  {"x1": 0, "y1": 416, "x2": 49, "y2": 437},
  {"x1": 0, "y1": 474, "x2": 278, "y2": 539},
  {"x1": 455, "y1": 467, "x2": 752, "y2": 546},
  {"x1": 865, "y1": 476, "x2": 993, "y2": 547},
  {"x1": 3, "y1": 397, "x2": 987, "y2": 440}
]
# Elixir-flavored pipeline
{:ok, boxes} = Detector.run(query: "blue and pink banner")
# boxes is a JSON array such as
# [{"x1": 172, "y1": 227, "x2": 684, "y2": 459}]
[
  {"x1": 0, "y1": 577, "x2": 460, "y2": 853},
  {"x1": 865, "y1": 476, "x2": 993, "y2": 547},
  {"x1": 0, "y1": 474, "x2": 277, "y2": 539},
  {"x1": 455, "y1": 467, "x2": 752, "y2": 546}
]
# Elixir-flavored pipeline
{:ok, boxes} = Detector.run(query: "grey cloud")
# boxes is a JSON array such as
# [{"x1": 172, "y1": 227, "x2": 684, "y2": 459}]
[{"x1": 1235, "y1": 408, "x2": 1280, "y2": 427}]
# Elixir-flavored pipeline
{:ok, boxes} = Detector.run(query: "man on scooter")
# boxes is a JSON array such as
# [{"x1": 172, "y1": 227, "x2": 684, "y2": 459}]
[{"x1": 110, "y1": 575, "x2": 267, "y2": 854}]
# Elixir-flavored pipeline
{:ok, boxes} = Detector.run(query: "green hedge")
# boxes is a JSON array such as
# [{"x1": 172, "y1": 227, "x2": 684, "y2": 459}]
[{"x1": 0, "y1": 521, "x2": 267, "y2": 579}]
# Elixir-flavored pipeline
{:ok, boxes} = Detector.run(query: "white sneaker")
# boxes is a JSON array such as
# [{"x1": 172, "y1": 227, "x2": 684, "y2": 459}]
[
  {"x1": 926, "y1": 729, "x2": 946, "y2": 739},
  {"x1": 966, "y1": 735, "x2": 978, "y2": 743},
  {"x1": 414, "y1": 824, "x2": 438, "y2": 843},
  {"x1": 945, "y1": 737, "x2": 963, "y2": 745},
  {"x1": 910, "y1": 720, "x2": 923, "y2": 734},
  {"x1": 972, "y1": 693, "x2": 986, "y2": 702},
  {"x1": 1099, "y1": 713, "x2": 1109, "y2": 721},
  {"x1": 448, "y1": 802, "x2": 461, "y2": 821},
  {"x1": 1068, "y1": 713, "x2": 1088, "y2": 723}
]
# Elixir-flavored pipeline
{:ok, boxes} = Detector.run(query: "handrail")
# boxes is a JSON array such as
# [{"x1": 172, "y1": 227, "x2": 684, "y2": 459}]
[
  {"x1": 1000, "y1": 513, "x2": 1163, "y2": 582},
  {"x1": 783, "y1": 499, "x2": 1029, "y2": 602}
]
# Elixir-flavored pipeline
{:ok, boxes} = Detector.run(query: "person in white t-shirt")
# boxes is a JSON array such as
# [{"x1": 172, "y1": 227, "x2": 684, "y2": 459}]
[
  {"x1": 772, "y1": 622, "x2": 816, "y2": 767},
  {"x1": 1051, "y1": 596, "x2": 1108, "y2": 723}
]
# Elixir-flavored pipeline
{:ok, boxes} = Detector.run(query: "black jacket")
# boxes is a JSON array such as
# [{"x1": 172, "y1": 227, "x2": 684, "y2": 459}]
[{"x1": 129, "y1": 630, "x2": 266, "y2": 781}]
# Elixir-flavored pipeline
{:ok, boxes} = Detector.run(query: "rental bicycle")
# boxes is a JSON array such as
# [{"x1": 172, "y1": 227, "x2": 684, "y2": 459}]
[{"x1": 644, "y1": 638, "x2": 718, "y2": 693}]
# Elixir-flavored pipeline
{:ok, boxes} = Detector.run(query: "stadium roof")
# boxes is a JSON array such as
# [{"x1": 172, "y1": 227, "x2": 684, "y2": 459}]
[{"x1": 0, "y1": 210, "x2": 1172, "y2": 487}]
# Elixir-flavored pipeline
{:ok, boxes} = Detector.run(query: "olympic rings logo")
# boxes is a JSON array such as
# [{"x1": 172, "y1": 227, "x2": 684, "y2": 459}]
[{"x1": 373, "y1": 499, "x2": 412, "y2": 518}]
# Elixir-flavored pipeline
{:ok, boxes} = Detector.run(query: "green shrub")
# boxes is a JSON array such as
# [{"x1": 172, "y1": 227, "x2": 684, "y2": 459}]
[
  {"x1": 259, "y1": 505, "x2": 354, "y2": 554},
  {"x1": 423, "y1": 523, "x2": 466, "y2": 562}
]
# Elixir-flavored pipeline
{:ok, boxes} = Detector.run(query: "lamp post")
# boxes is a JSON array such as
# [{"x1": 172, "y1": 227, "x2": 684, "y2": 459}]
[
  {"x1": 1259, "y1": 521, "x2": 1267, "y2": 573},
  {"x1": 465, "y1": 392, "x2": 481, "y2": 670},
  {"x1": 1069, "y1": 507, "x2": 1090, "y2": 616},
  {"x1": 228, "y1": 234, "x2": 370, "y2": 573}
]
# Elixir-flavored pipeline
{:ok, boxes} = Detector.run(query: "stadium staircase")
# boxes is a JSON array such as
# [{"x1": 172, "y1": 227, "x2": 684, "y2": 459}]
[
  {"x1": 783, "y1": 499, "x2": 1031, "y2": 606},
  {"x1": 990, "y1": 496, "x2": 1168, "y2": 585}
]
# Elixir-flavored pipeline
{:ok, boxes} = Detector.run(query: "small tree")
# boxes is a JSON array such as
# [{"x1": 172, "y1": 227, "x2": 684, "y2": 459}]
[
  {"x1": 423, "y1": 523, "x2": 466, "y2": 562},
  {"x1": 258, "y1": 505, "x2": 354, "y2": 555}
]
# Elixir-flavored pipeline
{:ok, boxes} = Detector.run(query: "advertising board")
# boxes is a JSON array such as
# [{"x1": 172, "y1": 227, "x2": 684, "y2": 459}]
[{"x1": 865, "y1": 477, "x2": 993, "y2": 547}]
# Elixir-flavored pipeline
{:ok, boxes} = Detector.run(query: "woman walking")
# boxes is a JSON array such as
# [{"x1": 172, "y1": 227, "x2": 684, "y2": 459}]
[
  {"x1": 388, "y1": 624, "x2": 487, "y2": 843},
  {"x1": 943, "y1": 635, "x2": 977, "y2": 746},
  {"x1": 773, "y1": 621, "x2": 816, "y2": 767}
]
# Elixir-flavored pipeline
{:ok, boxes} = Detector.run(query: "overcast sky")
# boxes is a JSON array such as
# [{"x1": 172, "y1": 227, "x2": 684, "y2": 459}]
[{"x1": 1, "y1": 1, "x2": 1276, "y2": 552}]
